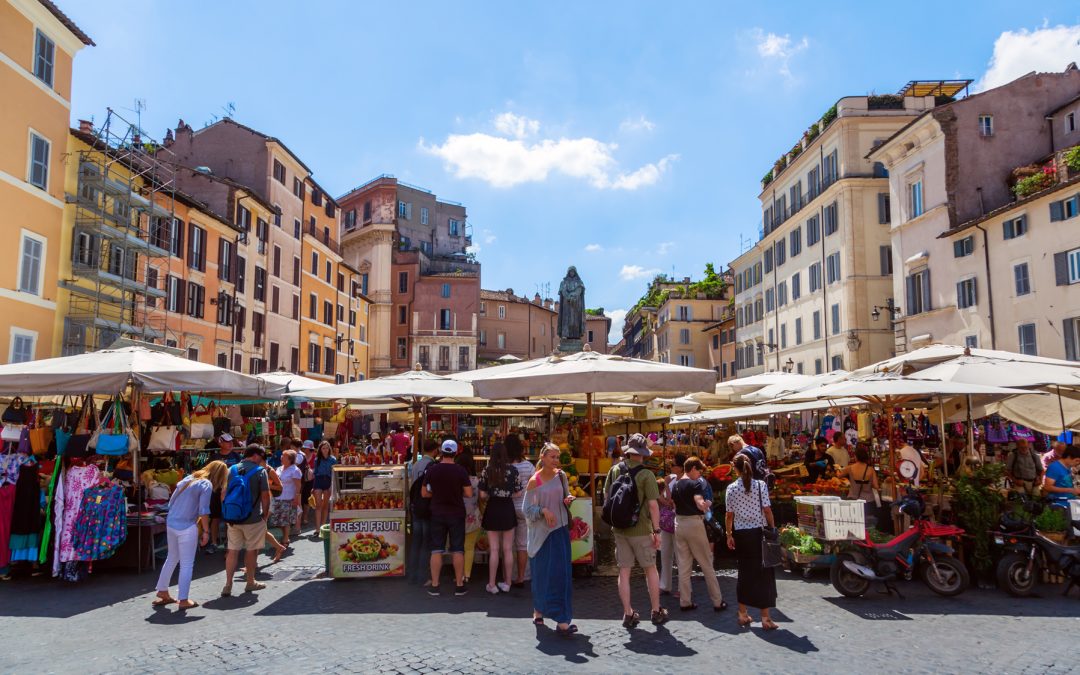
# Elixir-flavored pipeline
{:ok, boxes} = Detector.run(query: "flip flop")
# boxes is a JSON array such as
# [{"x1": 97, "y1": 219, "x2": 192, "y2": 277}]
[
  {"x1": 737, "y1": 615, "x2": 752, "y2": 627},
  {"x1": 177, "y1": 601, "x2": 199, "y2": 610},
  {"x1": 555, "y1": 624, "x2": 578, "y2": 637},
  {"x1": 151, "y1": 597, "x2": 176, "y2": 607},
  {"x1": 533, "y1": 616, "x2": 544, "y2": 625},
  {"x1": 714, "y1": 601, "x2": 728, "y2": 612},
  {"x1": 762, "y1": 620, "x2": 779, "y2": 631}
]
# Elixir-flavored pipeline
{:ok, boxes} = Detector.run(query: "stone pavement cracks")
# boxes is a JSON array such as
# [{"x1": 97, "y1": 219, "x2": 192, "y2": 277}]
[{"x1": 0, "y1": 532, "x2": 1077, "y2": 674}]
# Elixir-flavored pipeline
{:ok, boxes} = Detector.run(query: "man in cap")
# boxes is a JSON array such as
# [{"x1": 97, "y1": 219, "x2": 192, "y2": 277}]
[
  {"x1": 421, "y1": 439, "x2": 473, "y2": 596},
  {"x1": 604, "y1": 433, "x2": 666, "y2": 627}
]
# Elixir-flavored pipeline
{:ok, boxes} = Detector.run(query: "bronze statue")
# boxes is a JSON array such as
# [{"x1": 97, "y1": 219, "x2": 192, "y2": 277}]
[{"x1": 558, "y1": 266, "x2": 586, "y2": 343}]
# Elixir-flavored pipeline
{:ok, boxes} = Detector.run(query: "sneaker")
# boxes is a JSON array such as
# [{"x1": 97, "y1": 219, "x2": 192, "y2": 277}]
[
  {"x1": 486, "y1": 584, "x2": 499, "y2": 595},
  {"x1": 428, "y1": 586, "x2": 440, "y2": 597},
  {"x1": 455, "y1": 585, "x2": 468, "y2": 596},
  {"x1": 497, "y1": 582, "x2": 511, "y2": 593},
  {"x1": 204, "y1": 544, "x2": 217, "y2": 555}
]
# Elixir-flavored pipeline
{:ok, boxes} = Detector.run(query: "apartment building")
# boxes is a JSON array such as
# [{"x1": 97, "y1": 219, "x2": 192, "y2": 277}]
[
  {"x1": 703, "y1": 304, "x2": 737, "y2": 381},
  {"x1": 1, "y1": 0, "x2": 92, "y2": 361},
  {"x1": 731, "y1": 247, "x2": 764, "y2": 376},
  {"x1": 477, "y1": 290, "x2": 556, "y2": 362},
  {"x1": 338, "y1": 175, "x2": 478, "y2": 376},
  {"x1": 871, "y1": 66, "x2": 1080, "y2": 357},
  {"x1": 585, "y1": 315, "x2": 611, "y2": 353},
  {"x1": 654, "y1": 289, "x2": 733, "y2": 368},
  {"x1": 749, "y1": 82, "x2": 958, "y2": 375},
  {"x1": 299, "y1": 176, "x2": 350, "y2": 382},
  {"x1": 616, "y1": 305, "x2": 655, "y2": 360}
]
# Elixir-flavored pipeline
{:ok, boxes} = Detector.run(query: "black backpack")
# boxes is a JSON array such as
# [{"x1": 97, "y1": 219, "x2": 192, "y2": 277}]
[
  {"x1": 601, "y1": 461, "x2": 646, "y2": 529},
  {"x1": 737, "y1": 446, "x2": 775, "y2": 490},
  {"x1": 409, "y1": 463, "x2": 431, "y2": 519}
]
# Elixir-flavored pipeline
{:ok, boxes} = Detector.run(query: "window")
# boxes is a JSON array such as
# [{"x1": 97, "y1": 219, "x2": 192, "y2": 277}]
[
  {"x1": 169, "y1": 218, "x2": 184, "y2": 256},
  {"x1": 978, "y1": 115, "x2": 993, "y2": 137},
  {"x1": 326, "y1": 202, "x2": 335, "y2": 218},
  {"x1": 775, "y1": 240, "x2": 786, "y2": 267},
  {"x1": 293, "y1": 256, "x2": 301, "y2": 285},
  {"x1": 292, "y1": 294, "x2": 300, "y2": 320},
  {"x1": 107, "y1": 244, "x2": 125, "y2": 278},
  {"x1": 780, "y1": 324, "x2": 787, "y2": 349},
  {"x1": 498, "y1": 305, "x2": 506, "y2": 319},
  {"x1": 344, "y1": 210, "x2": 357, "y2": 229},
  {"x1": 311, "y1": 188, "x2": 322, "y2": 207},
  {"x1": 419, "y1": 207, "x2": 429, "y2": 225},
  {"x1": 325, "y1": 260, "x2": 332, "y2": 284},
  {"x1": 906, "y1": 268, "x2": 932, "y2": 315},
  {"x1": 791, "y1": 272, "x2": 801, "y2": 300},
  {"x1": 186, "y1": 282, "x2": 205, "y2": 318},
  {"x1": 323, "y1": 300, "x2": 333, "y2": 325},
  {"x1": 166, "y1": 275, "x2": 182, "y2": 313},
  {"x1": 273, "y1": 160, "x2": 286, "y2": 184},
  {"x1": 831, "y1": 354, "x2": 843, "y2": 371},
  {"x1": 806, "y1": 215, "x2": 820, "y2": 246},
  {"x1": 219, "y1": 240, "x2": 234, "y2": 282},
  {"x1": 145, "y1": 268, "x2": 159, "y2": 308},
  {"x1": 878, "y1": 193, "x2": 891, "y2": 224},
  {"x1": 1014, "y1": 263, "x2": 1031, "y2": 296},
  {"x1": 441, "y1": 283, "x2": 451, "y2": 298},
  {"x1": 293, "y1": 177, "x2": 305, "y2": 201},
  {"x1": 497, "y1": 333, "x2": 506, "y2": 349},
  {"x1": 28, "y1": 133, "x2": 50, "y2": 190},
  {"x1": 953, "y1": 236, "x2": 974, "y2": 258},
  {"x1": 679, "y1": 328, "x2": 690, "y2": 345},
  {"x1": 337, "y1": 272, "x2": 345, "y2": 293},
  {"x1": 790, "y1": 228, "x2": 802, "y2": 257},
  {"x1": 826, "y1": 252, "x2": 841, "y2": 284},
  {"x1": 713, "y1": 334, "x2": 719, "y2": 349},
  {"x1": 187, "y1": 224, "x2": 206, "y2": 271},
  {"x1": 18, "y1": 234, "x2": 43, "y2": 295},
  {"x1": 831, "y1": 303, "x2": 840, "y2": 335},
  {"x1": 763, "y1": 248, "x2": 773, "y2": 273},
  {"x1": 398, "y1": 201, "x2": 411, "y2": 219},
  {"x1": 438, "y1": 309, "x2": 452, "y2": 330},
  {"x1": 1050, "y1": 196, "x2": 1080, "y2": 222},
  {"x1": 1063, "y1": 247, "x2": 1080, "y2": 284},
  {"x1": 479, "y1": 329, "x2": 487, "y2": 346},
  {"x1": 271, "y1": 285, "x2": 280, "y2": 314},
  {"x1": 822, "y1": 150, "x2": 838, "y2": 187},
  {"x1": 324, "y1": 346, "x2": 335, "y2": 375},
  {"x1": 965, "y1": 335, "x2": 979, "y2": 349},
  {"x1": 1066, "y1": 317, "x2": 1080, "y2": 361},
  {"x1": 1003, "y1": 215, "x2": 1027, "y2": 240},
  {"x1": 808, "y1": 166, "x2": 820, "y2": 199},
  {"x1": 254, "y1": 267, "x2": 266, "y2": 301},
  {"x1": 398, "y1": 305, "x2": 407, "y2": 325},
  {"x1": 215, "y1": 292, "x2": 233, "y2": 325},
  {"x1": 393, "y1": 337, "x2": 407, "y2": 360},
  {"x1": 398, "y1": 271, "x2": 409, "y2": 294},
  {"x1": 236, "y1": 205, "x2": 252, "y2": 234},
  {"x1": 33, "y1": 30, "x2": 55, "y2": 86},
  {"x1": 309, "y1": 293, "x2": 318, "y2": 319},
  {"x1": 293, "y1": 218, "x2": 301, "y2": 239},
  {"x1": 1018, "y1": 323, "x2": 1037, "y2": 355},
  {"x1": 765, "y1": 288, "x2": 774, "y2": 312},
  {"x1": 10, "y1": 330, "x2": 35, "y2": 364},
  {"x1": 956, "y1": 278, "x2": 977, "y2": 309},
  {"x1": 814, "y1": 358, "x2": 823, "y2": 375},
  {"x1": 823, "y1": 202, "x2": 838, "y2": 235},
  {"x1": 449, "y1": 219, "x2": 460, "y2": 236},
  {"x1": 678, "y1": 355, "x2": 694, "y2": 367},
  {"x1": 879, "y1": 246, "x2": 893, "y2": 276},
  {"x1": 308, "y1": 343, "x2": 321, "y2": 373},
  {"x1": 360, "y1": 273, "x2": 369, "y2": 296},
  {"x1": 909, "y1": 180, "x2": 924, "y2": 219},
  {"x1": 310, "y1": 251, "x2": 318, "y2": 275},
  {"x1": 809, "y1": 262, "x2": 821, "y2": 292},
  {"x1": 1068, "y1": 112, "x2": 1077, "y2": 133},
  {"x1": 459, "y1": 346, "x2": 470, "y2": 370},
  {"x1": 777, "y1": 281, "x2": 788, "y2": 307},
  {"x1": 795, "y1": 317, "x2": 803, "y2": 345},
  {"x1": 813, "y1": 310, "x2": 821, "y2": 340}
]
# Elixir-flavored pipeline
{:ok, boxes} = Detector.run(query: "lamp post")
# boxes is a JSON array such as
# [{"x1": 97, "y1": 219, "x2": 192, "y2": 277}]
[
  {"x1": 783, "y1": 357, "x2": 795, "y2": 373},
  {"x1": 871, "y1": 298, "x2": 902, "y2": 324}
]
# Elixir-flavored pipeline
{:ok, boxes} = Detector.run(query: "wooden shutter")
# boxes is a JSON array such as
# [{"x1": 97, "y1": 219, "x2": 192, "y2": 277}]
[
  {"x1": 217, "y1": 239, "x2": 225, "y2": 279},
  {"x1": 1055, "y1": 251, "x2": 1069, "y2": 286},
  {"x1": 1050, "y1": 201, "x2": 1065, "y2": 222},
  {"x1": 879, "y1": 246, "x2": 891, "y2": 276},
  {"x1": 906, "y1": 275, "x2": 915, "y2": 314},
  {"x1": 921, "y1": 271, "x2": 932, "y2": 312},
  {"x1": 1065, "y1": 318, "x2": 1077, "y2": 361},
  {"x1": 187, "y1": 222, "x2": 196, "y2": 266}
]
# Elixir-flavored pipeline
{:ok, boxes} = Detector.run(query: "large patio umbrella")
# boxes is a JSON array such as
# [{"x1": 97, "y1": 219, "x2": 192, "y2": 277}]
[
  {"x1": 454, "y1": 345, "x2": 717, "y2": 493},
  {"x1": 854, "y1": 343, "x2": 1077, "y2": 376},
  {"x1": 302, "y1": 366, "x2": 477, "y2": 454},
  {"x1": 688, "y1": 371, "x2": 817, "y2": 408},
  {"x1": 257, "y1": 370, "x2": 336, "y2": 394},
  {"x1": 741, "y1": 370, "x2": 850, "y2": 402},
  {"x1": 0, "y1": 345, "x2": 281, "y2": 397}
]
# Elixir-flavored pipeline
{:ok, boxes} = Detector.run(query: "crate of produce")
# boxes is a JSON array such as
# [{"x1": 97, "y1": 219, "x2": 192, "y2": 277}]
[{"x1": 795, "y1": 496, "x2": 865, "y2": 540}]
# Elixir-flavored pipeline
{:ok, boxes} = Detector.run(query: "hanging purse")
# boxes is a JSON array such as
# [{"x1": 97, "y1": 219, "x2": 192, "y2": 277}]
[
  {"x1": 148, "y1": 426, "x2": 182, "y2": 452},
  {"x1": 93, "y1": 398, "x2": 131, "y2": 456},
  {"x1": 759, "y1": 483, "x2": 782, "y2": 568},
  {"x1": 64, "y1": 396, "x2": 95, "y2": 459},
  {"x1": 2, "y1": 396, "x2": 29, "y2": 425}
]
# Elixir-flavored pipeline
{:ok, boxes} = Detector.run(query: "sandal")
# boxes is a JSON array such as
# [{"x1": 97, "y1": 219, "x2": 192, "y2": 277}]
[
  {"x1": 762, "y1": 620, "x2": 779, "y2": 631},
  {"x1": 152, "y1": 595, "x2": 176, "y2": 607},
  {"x1": 680, "y1": 603, "x2": 698, "y2": 611},
  {"x1": 737, "y1": 614, "x2": 752, "y2": 627},
  {"x1": 177, "y1": 600, "x2": 199, "y2": 610},
  {"x1": 533, "y1": 616, "x2": 544, "y2": 625},
  {"x1": 622, "y1": 611, "x2": 640, "y2": 628},
  {"x1": 272, "y1": 546, "x2": 286, "y2": 564},
  {"x1": 555, "y1": 624, "x2": 578, "y2": 637},
  {"x1": 714, "y1": 601, "x2": 728, "y2": 612},
  {"x1": 651, "y1": 608, "x2": 670, "y2": 626}
]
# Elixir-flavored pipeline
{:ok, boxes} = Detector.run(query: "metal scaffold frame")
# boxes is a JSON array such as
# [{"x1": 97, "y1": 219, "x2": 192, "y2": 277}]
[{"x1": 63, "y1": 108, "x2": 180, "y2": 354}]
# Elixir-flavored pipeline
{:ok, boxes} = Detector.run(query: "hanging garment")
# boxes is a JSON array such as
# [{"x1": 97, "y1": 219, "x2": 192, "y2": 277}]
[
  {"x1": 0, "y1": 484, "x2": 15, "y2": 571},
  {"x1": 857, "y1": 412, "x2": 872, "y2": 441},
  {"x1": 57, "y1": 464, "x2": 102, "y2": 564},
  {"x1": 10, "y1": 463, "x2": 41, "y2": 563},
  {"x1": 72, "y1": 484, "x2": 127, "y2": 562}
]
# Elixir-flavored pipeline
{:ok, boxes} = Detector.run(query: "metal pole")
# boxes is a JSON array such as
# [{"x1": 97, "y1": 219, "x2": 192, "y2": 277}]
[
  {"x1": 966, "y1": 395, "x2": 975, "y2": 468},
  {"x1": 587, "y1": 393, "x2": 596, "y2": 499},
  {"x1": 937, "y1": 396, "x2": 949, "y2": 480},
  {"x1": 1057, "y1": 385, "x2": 1067, "y2": 432}
]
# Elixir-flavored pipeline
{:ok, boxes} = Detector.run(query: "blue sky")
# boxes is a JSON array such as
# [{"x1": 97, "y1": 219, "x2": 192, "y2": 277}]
[{"x1": 65, "y1": 2, "x2": 1080, "y2": 342}]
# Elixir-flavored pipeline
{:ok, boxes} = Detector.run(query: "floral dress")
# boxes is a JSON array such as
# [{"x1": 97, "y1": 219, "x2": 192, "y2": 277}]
[
  {"x1": 479, "y1": 466, "x2": 522, "y2": 532},
  {"x1": 57, "y1": 464, "x2": 103, "y2": 563}
]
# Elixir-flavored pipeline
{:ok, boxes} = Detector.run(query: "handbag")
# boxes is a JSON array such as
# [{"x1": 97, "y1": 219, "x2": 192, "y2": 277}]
[
  {"x1": 1, "y1": 424, "x2": 25, "y2": 443},
  {"x1": 189, "y1": 422, "x2": 215, "y2": 440},
  {"x1": 93, "y1": 398, "x2": 132, "y2": 456},
  {"x1": 190, "y1": 402, "x2": 214, "y2": 426},
  {"x1": 18, "y1": 427, "x2": 32, "y2": 454},
  {"x1": 758, "y1": 483, "x2": 782, "y2": 568},
  {"x1": 148, "y1": 426, "x2": 182, "y2": 452},
  {"x1": 2, "y1": 396, "x2": 29, "y2": 425},
  {"x1": 29, "y1": 425, "x2": 53, "y2": 456}
]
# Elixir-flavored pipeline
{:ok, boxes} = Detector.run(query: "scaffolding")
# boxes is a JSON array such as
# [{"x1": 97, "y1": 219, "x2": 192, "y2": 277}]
[{"x1": 62, "y1": 108, "x2": 180, "y2": 354}]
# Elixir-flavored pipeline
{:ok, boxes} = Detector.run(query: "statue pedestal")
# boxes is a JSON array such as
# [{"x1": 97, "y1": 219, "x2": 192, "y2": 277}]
[{"x1": 558, "y1": 339, "x2": 584, "y2": 354}]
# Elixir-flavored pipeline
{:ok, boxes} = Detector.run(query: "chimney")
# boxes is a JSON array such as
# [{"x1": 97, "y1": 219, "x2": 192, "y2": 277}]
[
  {"x1": 78, "y1": 119, "x2": 93, "y2": 133},
  {"x1": 163, "y1": 128, "x2": 174, "y2": 147},
  {"x1": 533, "y1": 293, "x2": 542, "y2": 305}
]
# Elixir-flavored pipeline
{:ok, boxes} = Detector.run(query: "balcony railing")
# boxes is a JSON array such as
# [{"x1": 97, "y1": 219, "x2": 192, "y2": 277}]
[{"x1": 306, "y1": 221, "x2": 341, "y2": 254}]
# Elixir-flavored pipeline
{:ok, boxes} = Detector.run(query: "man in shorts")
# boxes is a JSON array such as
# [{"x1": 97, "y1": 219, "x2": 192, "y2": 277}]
[
  {"x1": 422, "y1": 439, "x2": 473, "y2": 596},
  {"x1": 605, "y1": 433, "x2": 666, "y2": 626},
  {"x1": 222, "y1": 445, "x2": 271, "y2": 597}
]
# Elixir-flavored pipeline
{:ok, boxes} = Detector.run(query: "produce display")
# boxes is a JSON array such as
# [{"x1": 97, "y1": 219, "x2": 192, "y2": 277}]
[
  {"x1": 779, "y1": 526, "x2": 824, "y2": 556},
  {"x1": 567, "y1": 475, "x2": 588, "y2": 498},
  {"x1": 777, "y1": 476, "x2": 848, "y2": 497},
  {"x1": 569, "y1": 515, "x2": 590, "y2": 542},
  {"x1": 338, "y1": 532, "x2": 400, "y2": 563},
  {"x1": 334, "y1": 493, "x2": 404, "y2": 511},
  {"x1": 339, "y1": 450, "x2": 398, "y2": 466}
]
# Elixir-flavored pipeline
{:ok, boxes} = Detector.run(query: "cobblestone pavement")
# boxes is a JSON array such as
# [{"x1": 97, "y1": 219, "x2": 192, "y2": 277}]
[{"x1": 0, "y1": 533, "x2": 1077, "y2": 674}]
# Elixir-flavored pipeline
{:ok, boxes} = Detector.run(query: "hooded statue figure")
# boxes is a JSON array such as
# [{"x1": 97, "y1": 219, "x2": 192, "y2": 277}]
[{"x1": 558, "y1": 266, "x2": 586, "y2": 341}]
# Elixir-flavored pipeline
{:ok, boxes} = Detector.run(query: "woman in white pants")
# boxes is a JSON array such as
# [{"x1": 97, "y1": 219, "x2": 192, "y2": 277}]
[{"x1": 154, "y1": 461, "x2": 228, "y2": 610}]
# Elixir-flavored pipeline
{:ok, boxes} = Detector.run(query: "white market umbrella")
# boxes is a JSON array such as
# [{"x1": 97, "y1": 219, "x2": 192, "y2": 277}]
[
  {"x1": 257, "y1": 370, "x2": 335, "y2": 394},
  {"x1": 497, "y1": 353, "x2": 523, "y2": 363},
  {"x1": 669, "y1": 397, "x2": 864, "y2": 427},
  {"x1": 854, "y1": 343, "x2": 1077, "y2": 376},
  {"x1": 690, "y1": 371, "x2": 816, "y2": 409},
  {"x1": 0, "y1": 346, "x2": 281, "y2": 397},
  {"x1": 741, "y1": 370, "x2": 850, "y2": 402}
]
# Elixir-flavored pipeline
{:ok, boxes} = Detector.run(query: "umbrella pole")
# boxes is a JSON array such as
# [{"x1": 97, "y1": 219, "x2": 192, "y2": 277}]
[
  {"x1": 587, "y1": 393, "x2": 596, "y2": 500},
  {"x1": 412, "y1": 401, "x2": 420, "y2": 464},
  {"x1": 937, "y1": 396, "x2": 949, "y2": 481},
  {"x1": 885, "y1": 399, "x2": 897, "y2": 500},
  {"x1": 966, "y1": 395, "x2": 975, "y2": 468},
  {"x1": 1057, "y1": 385, "x2": 1067, "y2": 432}
]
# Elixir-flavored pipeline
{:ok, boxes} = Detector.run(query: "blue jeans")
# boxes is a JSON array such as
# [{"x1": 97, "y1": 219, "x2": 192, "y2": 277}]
[{"x1": 408, "y1": 516, "x2": 431, "y2": 584}]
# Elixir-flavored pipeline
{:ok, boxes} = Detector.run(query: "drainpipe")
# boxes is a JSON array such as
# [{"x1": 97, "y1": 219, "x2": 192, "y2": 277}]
[
  {"x1": 820, "y1": 203, "x2": 829, "y2": 367},
  {"x1": 974, "y1": 222, "x2": 996, "y2": 349}
]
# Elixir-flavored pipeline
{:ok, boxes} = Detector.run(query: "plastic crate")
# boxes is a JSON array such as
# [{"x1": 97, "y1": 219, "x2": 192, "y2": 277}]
[
  {"x1": 795, "y1": 496, "x2": 866, "y2": 540},
  {"x1": 1070, "y1": 500, "x2": 1080, "y2": 537}
]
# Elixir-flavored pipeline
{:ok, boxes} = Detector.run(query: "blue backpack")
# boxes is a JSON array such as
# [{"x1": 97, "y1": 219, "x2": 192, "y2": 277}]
[{"x1": 222, "y1": 464, "x2": 263, "y2": 524}]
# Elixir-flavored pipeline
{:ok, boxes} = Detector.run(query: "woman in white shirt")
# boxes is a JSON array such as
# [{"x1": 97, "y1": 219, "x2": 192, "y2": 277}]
[
  {"x1": 270, "y1": 449, "x2": 303, "y2": 547},
  {"x1": 725, "y1": 454, "x2": 779, "y2": 631}
]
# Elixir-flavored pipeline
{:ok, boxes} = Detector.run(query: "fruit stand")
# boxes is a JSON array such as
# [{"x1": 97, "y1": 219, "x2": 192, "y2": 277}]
[{"x1": 329, "y1": 465, "x2": 407, "y2": 579}]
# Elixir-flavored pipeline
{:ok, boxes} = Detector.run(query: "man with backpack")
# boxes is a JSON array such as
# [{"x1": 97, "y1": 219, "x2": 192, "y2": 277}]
[
  {"x1": 602, "y1": 433, "x2": 666, "y2": 627},
  {"x1": 727, "y1": 435, "x2": 775, "y2": 489},
  {"x1": 221, "y1": 445, "x2": 271, "y2": 597},
  {"x1": 407, "y1": 438, "x2": 439, "y2": 585}
]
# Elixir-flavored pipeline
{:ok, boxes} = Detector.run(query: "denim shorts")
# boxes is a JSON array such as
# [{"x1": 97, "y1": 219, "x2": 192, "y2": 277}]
[{"x1": 429, "y1": 515, "x2": 466, "y2": 554}]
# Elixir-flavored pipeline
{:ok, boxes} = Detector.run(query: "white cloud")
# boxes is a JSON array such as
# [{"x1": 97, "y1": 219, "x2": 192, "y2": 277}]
[
  {"x1": 584, "y1": 243, "x2": 603, "y2": 252},
  {"x1": 976, "y1": 24, "x2": 1080, "y2": 91},
  {"x1": 493, "y1": 112, "x2": 540, "y2": 140},
  {"x1": 607, "y1": 309, "x2": 628, "y2": 342},
  {"x1": 751, "y1": 28, "x2": 809, "y2": 78},
  {"x1": 619, "y1": 264, "x2": 660, "y2": 281},
  {"x1": 482, "y1": 229, "x2": 497, "y2": 245},
  {"x1": 420, "y1": 114, "x2": 677, "y2": 190},
  {"x1": 619, "y1": 115, "x2": 655, "y2": 133},
  {"x1": 657, "y1": 241, "x2": 675, "y2": 255}
]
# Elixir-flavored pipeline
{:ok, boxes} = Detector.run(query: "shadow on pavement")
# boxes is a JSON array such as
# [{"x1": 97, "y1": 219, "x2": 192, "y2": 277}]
[
  {"x1": 622, "y1": 624, "x2": 697, "y2": 657},
  {"x1": 533, "y1": 625, "x2": 599, "y2": 664},
  {"x1": 145, "y1": 606, "x2": 206, "y2": 625},
  {"x1": 751, "y1": 627, "x2": 819, "y2": 654}
]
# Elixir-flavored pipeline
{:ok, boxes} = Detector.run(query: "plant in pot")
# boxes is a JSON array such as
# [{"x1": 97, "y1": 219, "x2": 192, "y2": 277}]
[
  {"x1": 1034, "y1": 507, "x2": 1069, "y2": 544},
  {"x1": 951, "y1": 463, "x2": 1005, "y2": 580}
]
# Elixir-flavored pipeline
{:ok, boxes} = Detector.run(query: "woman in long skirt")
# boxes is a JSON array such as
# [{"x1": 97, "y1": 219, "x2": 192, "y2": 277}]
[
  {"x1": 725, "y1": 454, "x2": 779, "y2": 630},
  {"x1": 524, "y1": 443, "x2": 576, "y2": 637}
]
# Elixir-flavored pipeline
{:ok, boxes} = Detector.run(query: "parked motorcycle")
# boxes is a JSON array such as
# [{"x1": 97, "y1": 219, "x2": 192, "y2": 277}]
[
  {"x1": 994, "y1": 497, "x2": 1080, "y2": 597},
  {"x1": 831, "y1": 489, "x2": 969, "y2": 598}
]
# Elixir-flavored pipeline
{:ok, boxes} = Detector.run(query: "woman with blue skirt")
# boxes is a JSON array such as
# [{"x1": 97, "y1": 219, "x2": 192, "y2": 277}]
[{"x1": 524, "y1": 443, "x2": 576, "y2": 637}]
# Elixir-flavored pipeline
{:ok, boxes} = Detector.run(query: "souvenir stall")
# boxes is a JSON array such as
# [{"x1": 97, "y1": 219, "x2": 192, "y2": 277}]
[{"x1": 0, "y1": 346, "x2": 282, "y2": 580}]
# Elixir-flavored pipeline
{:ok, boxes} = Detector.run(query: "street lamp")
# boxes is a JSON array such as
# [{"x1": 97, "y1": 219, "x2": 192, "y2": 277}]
[
  {"x1": 872, "y1": 299, "x2": 902, "y2": 322},
  {"x1": 783, "y1": 357, "x2": 795, "y2": 373}
]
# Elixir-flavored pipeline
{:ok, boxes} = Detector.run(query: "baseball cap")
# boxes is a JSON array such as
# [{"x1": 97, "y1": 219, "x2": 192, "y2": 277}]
[
  {"x1": 623, "y1": 433, "x2": 651, "y2": 457},
  {"x1": 440, "y1": 439, "x2": 459, "y2": 455},
  {"x1": 302, "y1": 440, "x2": 315, "y2": 449},
  {"x1": 370, "y1": 431, "x2": 381, "y2": 439},
  {"x1": 219, "y1": 433, "x2": 234, "y2": 442}
]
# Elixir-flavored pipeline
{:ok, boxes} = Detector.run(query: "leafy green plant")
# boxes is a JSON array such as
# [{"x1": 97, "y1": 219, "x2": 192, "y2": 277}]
[
  {"x1": 585, "y1": 308, "x2": 605, "y2": 316},
  {"x1": 762, "y1": 169, "x2": 774, "y2": 187},
  {"x1": 1034, "y1": 507, "x2": 1069, "y2": 533},
  {"x1": 951, "y1": 463, "x2": 1005, "y2": 572},
  {"x1": 1064, "y1": 145, "x2": 1080, "y2": 173},
  {"x1": 821, "y1": 104, "x2": 838, "y2": 127},
  {"x1": 790, "y1": 143, "x2": 803, "y2": 159},
  {"x1": 806, "y1": 123, "x2": 820, "y2": 142},
  {"x1": 1012, "y1": 166, "x2": 1055, "y2": 197},
  {"x1": 780, "y1": 526, "x2": 823, "y2": 555}
]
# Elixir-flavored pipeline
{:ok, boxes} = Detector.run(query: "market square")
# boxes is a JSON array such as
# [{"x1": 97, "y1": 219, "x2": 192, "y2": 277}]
[{"x1": 2, "y1": 1, "x2": 1080, "y2": 673}]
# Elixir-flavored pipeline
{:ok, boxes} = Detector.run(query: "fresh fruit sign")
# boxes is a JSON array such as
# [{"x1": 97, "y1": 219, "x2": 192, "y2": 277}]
[
  {"x1": 330, "y1": 516, "x2": 406, "y2": 578},
  {"x1": 568, "y1": 498, "x2": 593, "y2": 565}
]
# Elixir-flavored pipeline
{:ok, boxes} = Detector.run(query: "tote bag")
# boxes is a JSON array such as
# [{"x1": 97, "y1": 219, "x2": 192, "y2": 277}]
[{"x1": 758, "y1": 483, "x2": 782, "y2": 568}]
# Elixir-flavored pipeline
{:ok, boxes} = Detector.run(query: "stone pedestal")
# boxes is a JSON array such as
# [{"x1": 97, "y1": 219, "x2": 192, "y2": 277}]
[{"x1": 558, "y1": 338, "x2": 583, "y2": 354}]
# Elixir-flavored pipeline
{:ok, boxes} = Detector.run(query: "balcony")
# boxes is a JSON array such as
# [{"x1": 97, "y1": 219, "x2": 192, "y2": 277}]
[{"x1": 305, "y1": 221, "x2": 341, "y2": 255}]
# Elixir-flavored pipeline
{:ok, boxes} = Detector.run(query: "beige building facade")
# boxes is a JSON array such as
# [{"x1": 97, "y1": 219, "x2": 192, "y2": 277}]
[{"x1": 731, "y1": 247, "x2": 764, "y2": 376}]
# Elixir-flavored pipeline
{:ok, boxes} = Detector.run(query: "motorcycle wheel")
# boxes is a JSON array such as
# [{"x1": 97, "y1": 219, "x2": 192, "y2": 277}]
[
  {"x1": 996, "y1": 553, "x2": 1035, "y2": 597},
  {"x1": 922, "y1": 556, "x2": 969, "y2": 596},
  {"x1": 831, "y1": 553, "x2": 870, "y2": 598}
]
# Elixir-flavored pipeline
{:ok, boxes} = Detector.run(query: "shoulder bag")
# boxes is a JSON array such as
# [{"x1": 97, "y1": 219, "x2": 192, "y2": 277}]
[{"x1": 759, "y1": 481, "x2": 783, "y2": 568}]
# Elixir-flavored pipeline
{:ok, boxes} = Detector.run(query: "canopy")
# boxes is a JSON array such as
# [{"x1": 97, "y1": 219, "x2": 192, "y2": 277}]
[
  {"x1": 302, "y1": 367, "x2": 475, "y2": 404},
  {"x1": 906, "y1": 356, "x2": 1080, "y2": 390},
  {"x1": 256, "y1": 371, "x2": 334, "y2": 394},
  {"x1": 452, "y1": 345, "x2": 717, "y2": 400},
  {"x1": 741, "y1": 370, "x2": 850, "y2": 402},
  {"x1": 669, "y1": 398, "x2": 864, "y2": 427},
  {"x1": 0, "y1": 346, "x2": 282, "y2": 397},
  {"x1": 780, "y1": 372, "x2": 1035, "y2": 402},
  {"x1": 854, "y1": 343, "x2": 1077, "y2": 375}
]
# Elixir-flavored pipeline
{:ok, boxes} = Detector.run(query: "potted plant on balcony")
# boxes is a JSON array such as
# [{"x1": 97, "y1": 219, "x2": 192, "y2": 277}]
[{"x1": 1011, "y1": 164, "x2": 1056, "y2": 198}]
